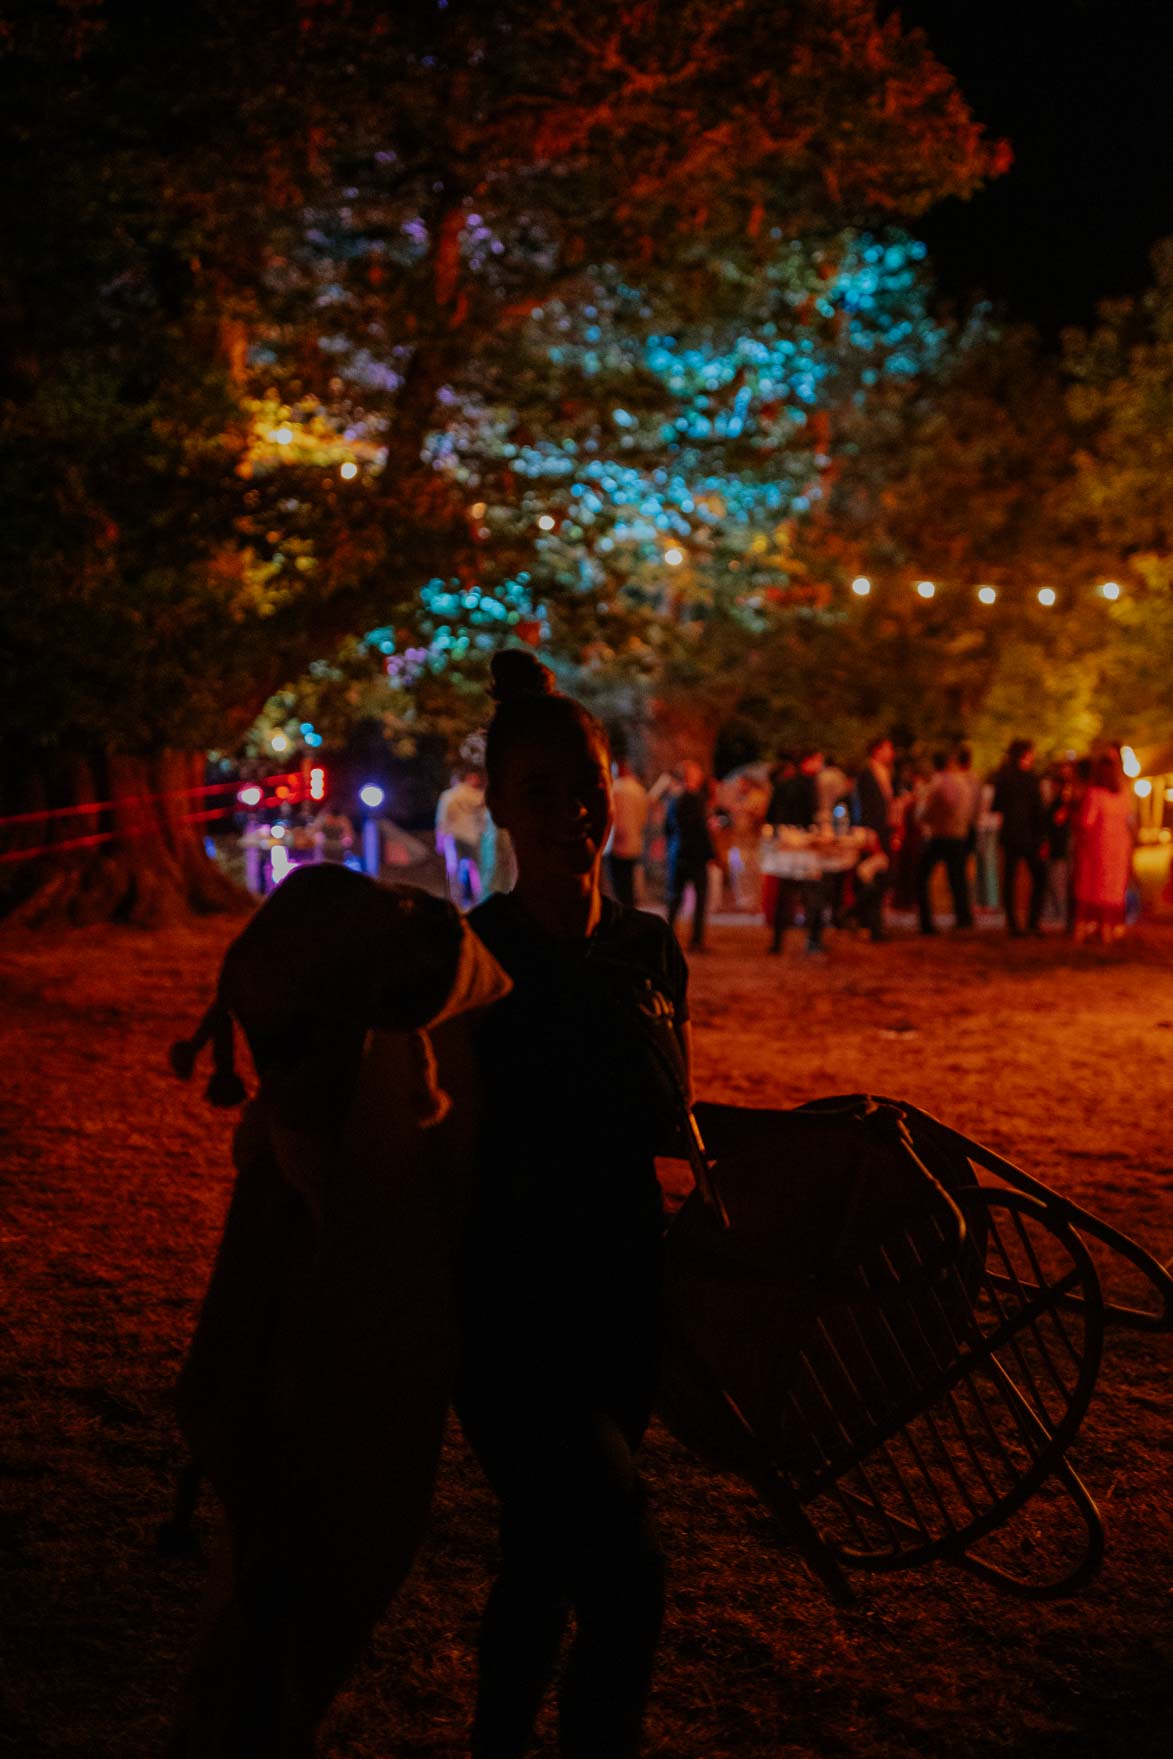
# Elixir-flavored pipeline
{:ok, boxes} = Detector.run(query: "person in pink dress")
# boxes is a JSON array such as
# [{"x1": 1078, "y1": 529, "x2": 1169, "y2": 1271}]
[{"x1": 1072, "y1": 752, "x2": 1136, "y2": 942}]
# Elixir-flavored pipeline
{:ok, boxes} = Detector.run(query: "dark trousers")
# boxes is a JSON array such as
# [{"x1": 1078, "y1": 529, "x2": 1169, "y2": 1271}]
[
  {"x1": 607, "y1": 854, "x2": 638, "y2": 908},
  {"x1": 770, "y1": 876, "x2": 825, "y2": 951},
  {"x1": 667, "y1": 856, "x2": 709, "y2": 948},
  {"x1": 456, "y1": 1302, "x2": 664, "y2": 1759},
  {"x1": 917, "y1": 836, "x2": 973, "y2": 932},
  {"x1": 1002, "y1": 845, "x2": 1047, "y2": 934},
  {"x1": 855, "y1": 868, "x2": 888, "y2": 940}
]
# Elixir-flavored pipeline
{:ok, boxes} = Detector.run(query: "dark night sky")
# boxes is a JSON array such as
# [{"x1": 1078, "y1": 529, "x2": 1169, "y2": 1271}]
[{"x1": 886, "y1": 0, "x2": 1173, "y2": 337}]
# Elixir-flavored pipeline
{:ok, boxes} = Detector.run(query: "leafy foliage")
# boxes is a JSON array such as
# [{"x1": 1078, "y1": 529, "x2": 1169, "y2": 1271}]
[
  {"x1": 1062, "y1": 239, "x2": 1173, "y2": 749},
  {"x1": 0, "y1": 0, "x2": 1005, "y2": 775}
]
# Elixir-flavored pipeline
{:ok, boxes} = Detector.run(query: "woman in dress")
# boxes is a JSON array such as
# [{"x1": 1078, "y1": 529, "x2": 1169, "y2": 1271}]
[
  {"x1": 1072, "y1": 751, "x2": 1135, "y2": 942},
  {"x1": 459, "y1": 649, "x2": 692, "y2": 1758}
]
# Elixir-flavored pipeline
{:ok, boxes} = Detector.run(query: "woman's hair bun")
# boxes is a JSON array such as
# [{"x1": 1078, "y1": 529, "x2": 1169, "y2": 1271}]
[{"x1": 490, "y1": 648, "x2": 557, "y2": 704}]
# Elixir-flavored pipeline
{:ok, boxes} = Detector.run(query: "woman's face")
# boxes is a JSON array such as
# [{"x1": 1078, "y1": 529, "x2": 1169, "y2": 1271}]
[{"x1": 490, "y1": 731, "x2": 613, "y2": 881}]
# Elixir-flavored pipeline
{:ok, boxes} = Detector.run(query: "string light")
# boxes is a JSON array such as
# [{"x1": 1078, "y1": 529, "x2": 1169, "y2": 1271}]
[
  {"x1": 851, "y1": 576, "x2": 871, "y2": 596},
  {"x1": 273, "y1": 425, "x2": 293, "y2": 446},
  {"x1": 977, "y1": 586, "x2": 997, "y2": 605},
  {"x1": 1037, "y1": 588, "x2": 1056, "y2": 607},
  {"x1": 1101, "y1": 581, "x2": 1121, "y2": 600},
  {"x1": 270, "y1": 731, "x2": 289, "y2": 753},
  {"x1": 470, "y1": 502, "x2": 487, "y2": 519},
  {"x1": 665, "y1": 547, "x2": 685, "y2": 567},
  {"x1": 1134, "y1": 779, "x2": 1153, "y2": 799},
  {"x1": 537, "y1": 514, "x2": 556, "y2": 531},
  {"x1": 916, "y1": 580, "x2": 935, "y2": 599},
  {"x1": 339, "y1": 460, "x2": 358, "y2": 480}
]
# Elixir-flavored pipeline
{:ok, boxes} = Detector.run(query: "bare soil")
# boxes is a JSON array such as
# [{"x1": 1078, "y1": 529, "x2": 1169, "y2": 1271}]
[{"x1": 1, "y1": 915, "x2": 1171, "y2": 1758}]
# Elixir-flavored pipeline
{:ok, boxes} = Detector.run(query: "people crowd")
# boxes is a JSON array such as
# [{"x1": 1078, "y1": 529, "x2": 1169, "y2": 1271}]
[{"x1": 579, "y1": 733, "x2": 1143, "y2": 954}]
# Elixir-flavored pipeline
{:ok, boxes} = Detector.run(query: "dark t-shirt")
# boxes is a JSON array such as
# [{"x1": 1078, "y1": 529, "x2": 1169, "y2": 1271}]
[
  {"x1": 665, "y1": 789, "x2": 715, "y2": 867},
  {"x1": 766, "y1": 773, "x2": 817, "y2": 828},
  {"x1": 992, "y1": 768, "x2": 1046, "y2": 850},
  {"x1": 468, "y1": 893, "x2": 689, "y2": 1258},
  {"x1": 462, "y1": 892, "x2": 688, "y2": 1416}
]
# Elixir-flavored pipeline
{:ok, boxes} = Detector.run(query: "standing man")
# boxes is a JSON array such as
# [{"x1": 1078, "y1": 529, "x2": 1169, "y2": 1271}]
[
  {"x1": 992, "y1": 739, "x2": 1048, "y2": 935},
  {"x1": 916, "y1": 751, "x2": 974, "y2": 933},
  {"x1": 606, "y1": 758, "x2": 650, "y2": 907},
  {"x1": 852, "y1": 736, "x2": 895, "y2": 941},
  {"x1": 665, "y1": 759, "x2": 716, "y2": 952},
  {"x1": 436, "y1": 767, "x2": 487, "y2": 906}
]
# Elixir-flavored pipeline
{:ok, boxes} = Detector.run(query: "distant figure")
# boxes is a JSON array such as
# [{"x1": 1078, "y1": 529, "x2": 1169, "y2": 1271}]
[
  {"x1": 436, "y1": 767, "x2": 487, "y2": 906},
  {"x1": 1043, "y1": 760, "x2": 1077, "y2": 929},
  {"x1": 916, "y1": 751, "x2": 974, "y2": 933},
  {"x1": 665, "y1": 758, "x2": 717, "y2": 951},
  {"x1": 607, "y1": 758, "x2": 649, "y2": 907},
  {"x1": 765, "y1": 749, "x2": 815, "y2": 832},
  {"x1": 851, "y1": 736, "x2": 895, "y2": 940},
  {"x1": 992, "y1": 739, "x2": 1048, "y2": 936},
  {"x1": 956, "y1": 745, "x2": 982, "y2": 849},
  {"x1": 312, "y1": 800, "x2": 354, "y2": 863},
  {"x1": 726, "y1": 771, "x2": 770, "y2": 913},
  {"x1": 892, "y1": 760, "x2": 930, "y2": 912},
  {"x1": 765, "y1": 748, "x2": 826, "y2": 955},
  {"x1": 1073, "y1": 752, "x2": 1135, "y2": 942},
  {"x1": 815, "y1": 756, "x2": 851, "y2": 823}
]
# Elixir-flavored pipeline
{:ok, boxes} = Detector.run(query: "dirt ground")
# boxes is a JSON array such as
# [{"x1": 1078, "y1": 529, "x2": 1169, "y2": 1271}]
[{"x1": 1, "y1": 911, "x2": 1172, "y2": 1758}]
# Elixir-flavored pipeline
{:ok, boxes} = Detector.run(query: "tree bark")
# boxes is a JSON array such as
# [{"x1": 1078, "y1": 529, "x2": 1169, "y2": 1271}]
[{"x1": 0, "y1": 749, "x2": 251, "y2": 929}]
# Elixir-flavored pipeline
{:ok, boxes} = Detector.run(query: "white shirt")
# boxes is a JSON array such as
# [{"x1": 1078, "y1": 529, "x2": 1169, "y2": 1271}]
[
  {"x1": 918, "y1": 771, "x2": 974, "y2": 840},
  {"x1": 436, "y1": 781, "x2": 486, "y2": 848}
]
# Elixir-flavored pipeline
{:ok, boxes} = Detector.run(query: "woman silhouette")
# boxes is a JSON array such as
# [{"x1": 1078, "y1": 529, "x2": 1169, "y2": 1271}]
[{"x1": 459, "y1": 650, "x2": 692, "y2": 1758}]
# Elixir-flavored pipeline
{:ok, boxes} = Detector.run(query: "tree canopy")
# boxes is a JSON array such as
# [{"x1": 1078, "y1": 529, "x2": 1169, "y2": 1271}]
[{"x1": 0, "y1": 0, "x2": 1007, "y2": 782}]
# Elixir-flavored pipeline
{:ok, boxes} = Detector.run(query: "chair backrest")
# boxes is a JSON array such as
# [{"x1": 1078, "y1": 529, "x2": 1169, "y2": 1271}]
[
  {"x1": 778, "y1": 1188, "x2": 1104, "y2": 1591},
  {"x1": 662, "y1": 1098, "x2": 1112, "y2": 1597}
]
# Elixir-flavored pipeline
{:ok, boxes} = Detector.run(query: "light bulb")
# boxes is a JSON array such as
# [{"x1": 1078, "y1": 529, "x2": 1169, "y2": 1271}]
[
  {"x1": 916, "y1": 580, "x2": 935, "y2": 599},
  {"x1": 977, "y1": 586, "x2": 997, "y2": 605},
  {"x1": 851, "y1": 576, "x2": 871, "y2": 596}
]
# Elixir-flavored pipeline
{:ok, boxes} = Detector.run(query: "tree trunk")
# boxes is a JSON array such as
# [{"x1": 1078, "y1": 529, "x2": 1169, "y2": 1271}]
[{"x1": 0, "y1": 749, "x2": 251, "y2": 929}]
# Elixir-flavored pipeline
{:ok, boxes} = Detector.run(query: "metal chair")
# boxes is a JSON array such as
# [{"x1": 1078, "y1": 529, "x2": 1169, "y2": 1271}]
[{"x1": 660, "y1": 1095, "x2": 1172, "y2": 1603}]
